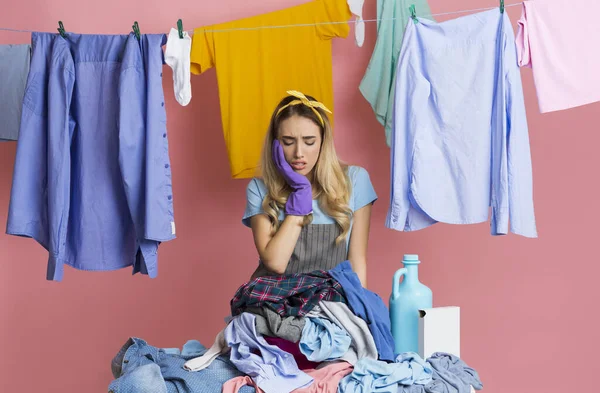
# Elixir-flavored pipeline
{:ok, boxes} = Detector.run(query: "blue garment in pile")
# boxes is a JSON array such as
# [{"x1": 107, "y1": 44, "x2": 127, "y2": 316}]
[{"x1": 108, "y1": 337, "x2": 255, "y2": 393}]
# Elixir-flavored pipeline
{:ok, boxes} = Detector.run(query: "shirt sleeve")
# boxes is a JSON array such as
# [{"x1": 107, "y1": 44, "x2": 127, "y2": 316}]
[
  {"x1": 242, "y1": 178, "x2": 267, "y2": 227},
  {"x1": 316, "y1": 0, "x2": 352, "y2": 40},
  {"x1": 6, "y1": 35, "x2": 74, "y2": 282},
  {"x1": 515, "y1": 3, "x2": 532, "y2": 68},
  {"x1": 351, "y1": 167, "x2": 377, "y2": 212},
  {"x1": 385, "y1": 22, "x2": 423, "y2": 232},
  {"x1": 358, "y1": 1, "x2": 399, "y2": 131},
  {"x1": 491, "y1": 22, "x2": 537, "y2": 238},
  {"x1": 46, "y1": 46, "x2": 76, "y2": 281},
  {"x1": 190, "y1": 28, "x2": 216, "y2": 75}
]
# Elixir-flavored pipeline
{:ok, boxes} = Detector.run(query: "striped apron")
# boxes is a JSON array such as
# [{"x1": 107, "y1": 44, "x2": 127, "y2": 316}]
[{"x1": 251, "y1": 224, "x2": 347, "y2": 278}]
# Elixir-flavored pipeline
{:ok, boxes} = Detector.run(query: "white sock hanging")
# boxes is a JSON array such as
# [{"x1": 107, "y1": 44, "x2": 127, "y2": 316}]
[{"x1": 165, "y1": 28, "x2": 192, "y2": 106}]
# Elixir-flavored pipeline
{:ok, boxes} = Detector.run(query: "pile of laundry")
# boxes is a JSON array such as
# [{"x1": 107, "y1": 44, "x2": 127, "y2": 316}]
[{"x1": 108, "y1": 261, "x2": 483, "y2": 393}]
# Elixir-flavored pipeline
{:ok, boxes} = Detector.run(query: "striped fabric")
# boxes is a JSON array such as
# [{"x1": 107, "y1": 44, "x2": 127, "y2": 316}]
[
  {"x1": 252, "y1": 224, "x2": 347, "y2": 279},
  {"x1": 286, "y1": 224, "x2": 347, "y2": 274}
]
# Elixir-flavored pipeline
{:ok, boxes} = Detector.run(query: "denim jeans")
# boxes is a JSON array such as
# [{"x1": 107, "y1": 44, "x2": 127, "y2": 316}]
[{"x1": 109, "y1": 337, "x2": 255, "y2": 393}]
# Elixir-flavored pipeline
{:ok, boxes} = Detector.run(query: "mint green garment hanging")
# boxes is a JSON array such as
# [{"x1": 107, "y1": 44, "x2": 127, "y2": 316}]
[{"x1": 360, "y1": 0, "x2": 435, "y2": 147}]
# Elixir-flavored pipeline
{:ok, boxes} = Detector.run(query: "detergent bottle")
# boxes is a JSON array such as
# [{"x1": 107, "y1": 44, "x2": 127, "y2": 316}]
[{"x1": 389, "y1": 254, "x2": 432, "y2": 355}]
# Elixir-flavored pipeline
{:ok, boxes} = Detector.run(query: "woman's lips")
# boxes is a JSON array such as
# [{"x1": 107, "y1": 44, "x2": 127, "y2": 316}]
[{"x1": 291, "y1": 162, "x2": 306, "y2": 170}]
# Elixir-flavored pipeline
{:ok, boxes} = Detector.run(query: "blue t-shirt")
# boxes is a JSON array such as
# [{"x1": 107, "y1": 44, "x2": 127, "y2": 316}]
[{"x1": 242, "y1": 166, "x2": 377, "y2": 245}]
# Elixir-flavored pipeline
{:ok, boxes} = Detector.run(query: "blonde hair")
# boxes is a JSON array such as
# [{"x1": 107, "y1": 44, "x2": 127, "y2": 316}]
[{"x1": 260, "y1": 94, "x2": 352, "y2": 243}]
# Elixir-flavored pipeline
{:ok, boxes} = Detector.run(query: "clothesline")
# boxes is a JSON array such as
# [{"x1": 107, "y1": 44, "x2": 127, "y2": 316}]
[{"x1": 0, "y1": 2, "x2": 522, "y2": 35}]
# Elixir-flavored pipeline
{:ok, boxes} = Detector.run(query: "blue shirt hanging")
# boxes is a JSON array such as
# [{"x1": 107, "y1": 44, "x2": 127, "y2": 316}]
[
  {"x1": 0, "y1": 44, "x2": 30, "y2": 141},
  {"x1": 386, "y1": 9, "x2": 537, "y2": 237},
  {"x1": 6, "y1": 32, "x2": 176, "y2": 281}
]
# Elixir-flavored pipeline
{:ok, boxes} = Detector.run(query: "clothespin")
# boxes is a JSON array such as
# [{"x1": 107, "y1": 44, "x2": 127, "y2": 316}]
[
  {"x1": 409, "y1": 4, "x2": 418, "y2": 24},
  {"x1": 57, "y1": 21, "x2": 67, "y2": 38},
  {"x1": 500, "y1": 0, "x2": 505, "y2": 13},
  {"x1": 132, "y1": 21, "x2": 141, "y2": 40},
  {"x1": 177, "y1": 19, "x2": 184, "y2": 39}
]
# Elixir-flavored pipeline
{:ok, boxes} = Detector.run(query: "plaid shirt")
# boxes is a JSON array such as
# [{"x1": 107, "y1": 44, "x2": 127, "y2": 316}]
[{"x1": 230, "y1": 270, "x2": 346, "y2": 317}]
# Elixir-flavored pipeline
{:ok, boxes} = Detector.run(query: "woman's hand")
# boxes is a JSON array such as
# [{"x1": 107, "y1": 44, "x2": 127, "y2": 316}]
[{"x1": 272, "y1": 140, "x2": 313, "y2": 216}]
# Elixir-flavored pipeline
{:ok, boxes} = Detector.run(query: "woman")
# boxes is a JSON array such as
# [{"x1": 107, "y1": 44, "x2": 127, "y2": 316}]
[{"x1": 242, "y1": 91, "x2": 376, "y2": 288}]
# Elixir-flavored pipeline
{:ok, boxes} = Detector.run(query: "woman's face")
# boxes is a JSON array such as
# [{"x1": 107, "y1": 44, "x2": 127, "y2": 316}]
[{"x1": 277, "y1": 115, "x2": 322, "y2": 178}]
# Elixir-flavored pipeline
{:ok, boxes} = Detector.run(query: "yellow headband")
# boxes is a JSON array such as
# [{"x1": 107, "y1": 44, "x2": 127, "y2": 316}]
[{"x1": 276, "y1": 90, "x2": 332, "y2": 127}]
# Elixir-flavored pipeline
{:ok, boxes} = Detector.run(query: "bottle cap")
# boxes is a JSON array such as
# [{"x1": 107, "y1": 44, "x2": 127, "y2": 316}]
[{"x1": 403, "y1": 254, "x2": 420, "y2": 264}]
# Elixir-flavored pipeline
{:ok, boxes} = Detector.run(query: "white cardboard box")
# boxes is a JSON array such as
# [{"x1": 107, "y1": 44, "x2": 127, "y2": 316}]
[{"x1": 418, "y1": 306, "x2": 460, "y2": 359}]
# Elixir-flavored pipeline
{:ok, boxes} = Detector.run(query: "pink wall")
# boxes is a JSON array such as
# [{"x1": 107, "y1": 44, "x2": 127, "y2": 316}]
[{"x1": 0, "y1": 1, "x2": 596, "y2": 392}]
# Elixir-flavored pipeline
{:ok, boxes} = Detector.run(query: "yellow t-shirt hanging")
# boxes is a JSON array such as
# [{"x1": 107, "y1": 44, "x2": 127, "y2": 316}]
[{"x1": 191, "y1": 0, "x2": 351, "y2": 179}]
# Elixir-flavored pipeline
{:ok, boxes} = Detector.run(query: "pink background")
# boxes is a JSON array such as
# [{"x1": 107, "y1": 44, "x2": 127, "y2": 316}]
[{"x1": 0, "y1": 1, "x2": 596, "y2": 392}]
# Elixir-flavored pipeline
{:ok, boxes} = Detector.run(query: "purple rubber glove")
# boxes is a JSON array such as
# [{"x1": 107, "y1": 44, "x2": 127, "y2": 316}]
[{"x1": 272, "y1": 140, "x2": 313, "y2": 216}]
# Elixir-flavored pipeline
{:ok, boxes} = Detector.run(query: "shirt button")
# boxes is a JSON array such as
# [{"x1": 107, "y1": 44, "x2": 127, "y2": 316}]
[
  {"x1": 123, "y1": 359, "x2": 129, "y2": 364},
  {"x1": 164, "y1": 164, "x2": 169, "y2": 168},
  {"x1": 167, "y1": 195, "x2": 172, "y2": 200},
  {"x1": 163, "y1": 133, "x2": 166, "y2": 138},
  {"x1": 160, "y1": 72, "x2": 163, "y2": 77},
  {"x1": 161, "y1": 102, "x2": 164, "y2": 107}
]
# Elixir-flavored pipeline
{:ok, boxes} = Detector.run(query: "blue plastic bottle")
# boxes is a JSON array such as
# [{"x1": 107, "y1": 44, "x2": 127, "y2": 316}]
[{"x1": 389, "y1": 254, "x2": 433, "y2": 355}]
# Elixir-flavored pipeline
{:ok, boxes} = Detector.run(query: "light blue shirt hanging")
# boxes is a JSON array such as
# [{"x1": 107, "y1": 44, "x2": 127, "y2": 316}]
[
  {"x1": 386, "y1": 9, "x2": 537, "y2": 238},
  {"x1": 6, "y1": 32, "x2": 176, "y2": 281}
]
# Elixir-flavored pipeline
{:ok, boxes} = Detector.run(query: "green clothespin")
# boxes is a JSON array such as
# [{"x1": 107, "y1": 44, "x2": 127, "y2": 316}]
[
  {"x1": 57, "y1": 21, "x2": 67, "y2": 38},
  {"x1": 177, "y1": 19, "x2": 184, "y2": 39},
  {"x1": 132, "y1": 21, "x2": 141, "y2": 40},
  {"x1": 409, "y1": 4, "x2": 418, "y2": 24},
  {"x1": 500, "y1": 0, "x2": 505, "y2": 13}
]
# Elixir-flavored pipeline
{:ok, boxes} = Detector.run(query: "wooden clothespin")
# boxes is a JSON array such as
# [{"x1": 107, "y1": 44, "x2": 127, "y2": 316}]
[{"x1": 500, "y1": 0, "x2": 505, "y2": 13}]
